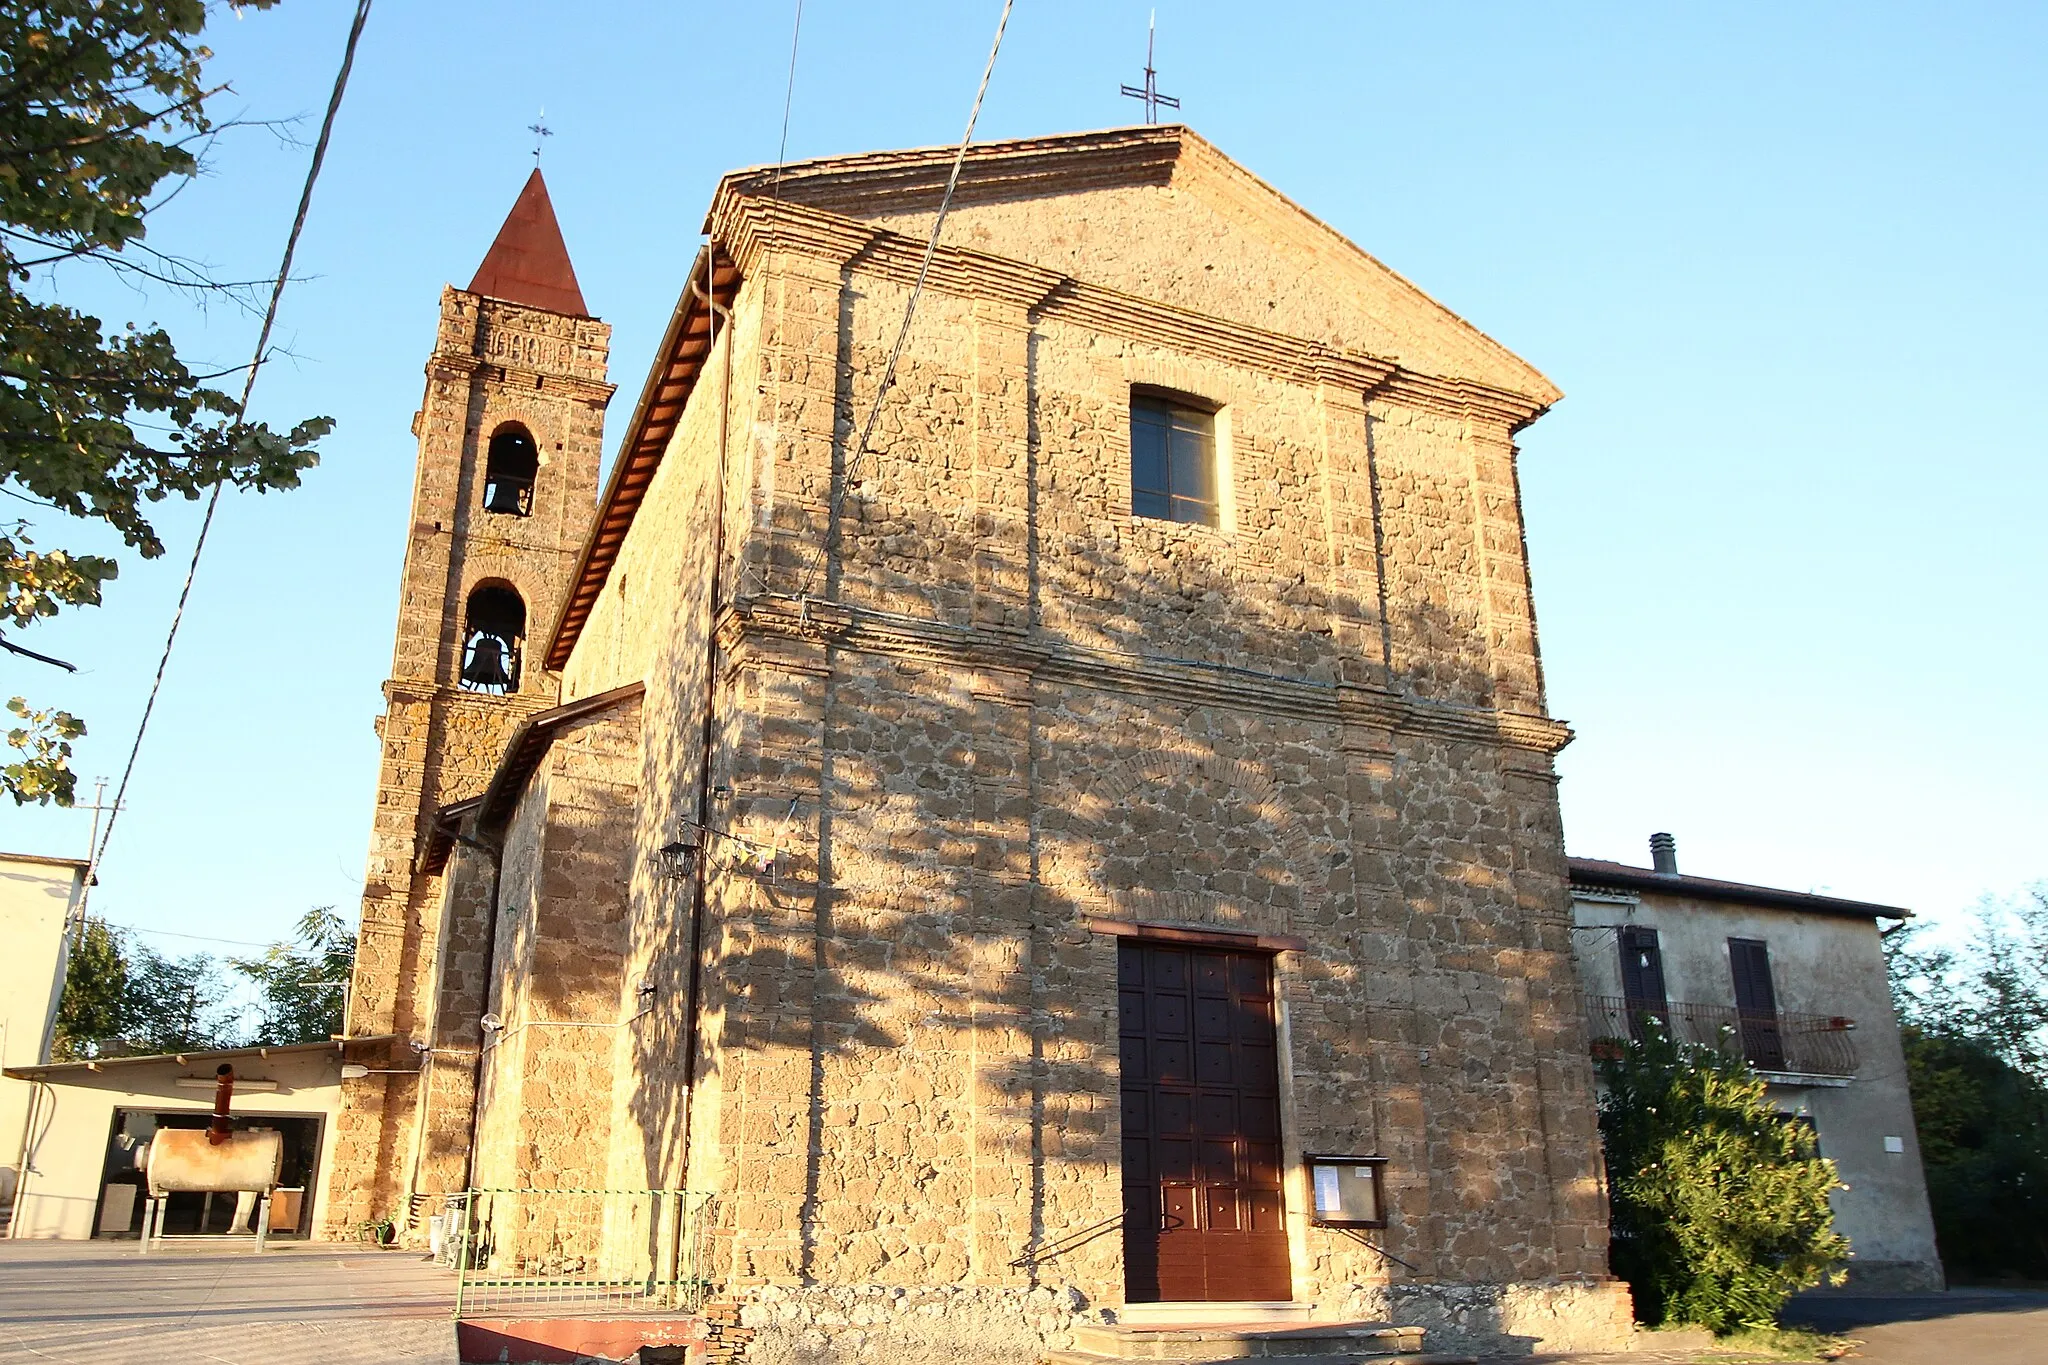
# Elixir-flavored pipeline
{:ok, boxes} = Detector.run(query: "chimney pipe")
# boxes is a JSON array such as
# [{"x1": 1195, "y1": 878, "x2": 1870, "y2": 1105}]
[
  {"x1": 208, "y1": 1063, "x2": 235, "y2": 1146},
  {"x1": 1650, "y1": 832, "x2": 1678, "y2": 876}
]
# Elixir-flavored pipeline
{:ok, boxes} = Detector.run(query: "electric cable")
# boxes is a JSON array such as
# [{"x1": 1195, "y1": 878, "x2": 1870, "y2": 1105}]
[
  {"x1": 790, "y1": 0, "x2": 1016, "y2": 602},
  {"x1": 83, "y1": 0, "x2": 376, "y2": 909},
  {"x1": 769, "y1": 0, "x2": 805, "y2": 199},
  {"x1": 76, "y1": 917, "x2": 289, "y2": 950}
]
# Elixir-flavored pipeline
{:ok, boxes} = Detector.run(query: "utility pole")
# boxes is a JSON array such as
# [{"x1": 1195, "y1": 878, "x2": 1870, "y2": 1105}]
[{"x1": 72, "y1": 778, "x2": 123, "y2": 941}]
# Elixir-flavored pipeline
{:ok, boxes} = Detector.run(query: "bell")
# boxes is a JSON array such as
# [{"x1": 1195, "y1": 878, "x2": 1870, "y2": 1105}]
[
  {"x1": 462, "y1": 634, "x2": 512, "y2": 690},
  {"x1": 484, "y1": 477, "x2": 529, "y2": 516}
]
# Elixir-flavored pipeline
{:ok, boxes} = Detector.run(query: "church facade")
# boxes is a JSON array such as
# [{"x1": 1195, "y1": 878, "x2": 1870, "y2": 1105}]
[{"x1": 337, "y1": 127, "x2": 1635, "y2": 1358}]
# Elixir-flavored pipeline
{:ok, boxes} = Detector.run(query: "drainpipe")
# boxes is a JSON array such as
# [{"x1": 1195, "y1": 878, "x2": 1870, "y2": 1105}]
[
  {"x1": 677, "y1": 242, "x2": 734, "y2": 1192},
  {"x1": 6, "y1": 1081, "x2": 49, "y2": 1238}
]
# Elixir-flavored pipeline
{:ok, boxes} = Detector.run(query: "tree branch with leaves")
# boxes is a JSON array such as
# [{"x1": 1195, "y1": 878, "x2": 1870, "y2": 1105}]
[{"x1": 0, "y1": 0, "x2": 331, "y2": 806}]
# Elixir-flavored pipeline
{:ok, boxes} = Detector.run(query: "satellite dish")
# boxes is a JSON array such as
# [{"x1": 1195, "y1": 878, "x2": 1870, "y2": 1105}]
[{"x1": 480, "y1": 1013, "x2": 504, "y2": 1032}]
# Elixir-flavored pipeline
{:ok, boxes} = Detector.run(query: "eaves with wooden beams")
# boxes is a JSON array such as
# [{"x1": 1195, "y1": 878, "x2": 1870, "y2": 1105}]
[{"x1": 544, "y1": 248, "x2": 739, "y2": 670}]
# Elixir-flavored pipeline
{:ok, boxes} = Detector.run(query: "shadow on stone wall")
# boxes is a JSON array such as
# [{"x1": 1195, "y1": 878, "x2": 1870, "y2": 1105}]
[
  {"x1": 517, "y1": 271, "x2": 1604, "y2": 1338},
  {"x1": 601, "y1": 503, "x2": 1578, "y2": 1304}
]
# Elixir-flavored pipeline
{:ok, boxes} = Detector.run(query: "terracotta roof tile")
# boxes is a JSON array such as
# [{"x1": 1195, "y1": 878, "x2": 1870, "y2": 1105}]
[
  {"x1": 1567, "y1": 857, "x2": 1912, "y2": 920},
  {"x1": 467, "y1": 168, "x2": 588, "y2": 316}
]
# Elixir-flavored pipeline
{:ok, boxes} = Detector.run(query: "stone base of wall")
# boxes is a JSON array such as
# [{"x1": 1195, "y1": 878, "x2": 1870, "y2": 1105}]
[
  {"x1": 735, "y1": 1285, "x2": 1088, "y2": 1365},
  {"x1": 728, "y1": 1277, "x2": 1635, "y2": 1363},
  {"x1": 1327, "y1": 1278, "x2": 1638, "y2": 1356}
]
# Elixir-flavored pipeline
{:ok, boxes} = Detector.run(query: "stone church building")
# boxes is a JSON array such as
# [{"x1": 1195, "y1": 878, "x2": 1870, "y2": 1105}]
[{"x1": 333, "y1": 127, "x2": 1635, "y2": 1357}]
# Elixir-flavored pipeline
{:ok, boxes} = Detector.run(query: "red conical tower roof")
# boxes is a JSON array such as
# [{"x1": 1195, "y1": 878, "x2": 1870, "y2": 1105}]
[{"x1": 467, "y1": 168, "x2": 589, "y2": 316}]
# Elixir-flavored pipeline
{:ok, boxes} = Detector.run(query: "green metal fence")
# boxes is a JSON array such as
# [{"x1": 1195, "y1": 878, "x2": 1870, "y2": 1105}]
[{"x1": 451, "y1": 1188, "x2": 713, "y2": 1319}]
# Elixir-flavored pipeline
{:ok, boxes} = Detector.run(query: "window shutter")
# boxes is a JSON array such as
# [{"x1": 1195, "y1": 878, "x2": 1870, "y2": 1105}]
[
  {"x1": 1618, "y1": 926, "x2": 1668, "y2": 1011},
  {"x1": 1728, "y1": 938, "x2": 1785, "y2": 1069},
  {"x1": 1728, "y1": 938, "x2": 1777, "y2": 1015}
]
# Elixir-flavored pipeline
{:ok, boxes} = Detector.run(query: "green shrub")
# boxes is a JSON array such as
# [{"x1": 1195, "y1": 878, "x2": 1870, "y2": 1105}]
[
  {"x1": 1598, "y1": 1028, "x2": 1848, "y2": 1331},
  {"x1": 1899, "y1": 1025, "x2": 2048, "y2": 1279}
]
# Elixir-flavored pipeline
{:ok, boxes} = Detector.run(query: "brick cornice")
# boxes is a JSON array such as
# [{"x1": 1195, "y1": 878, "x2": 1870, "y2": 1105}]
[
  {"x1": 426, "y1": 354, "x2": 483, "y2": 382},
  {"x1": 528, "y1": 371, "x2": 617, "y2": 404},
  {"x1": 433, "y1": 358, "x2": 614, "y2": 404},
  {"x1": 718, "y1": 196, "x2": 881, "y2": 276},
  {"x1": 719, "y1": 595, "x2": 1572, "y2": 758}
]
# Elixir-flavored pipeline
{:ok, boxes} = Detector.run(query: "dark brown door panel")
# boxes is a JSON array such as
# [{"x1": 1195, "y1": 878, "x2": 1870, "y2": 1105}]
[{"x1": 1119, "y1": 941, "x2": 1293, "y2": 1302}]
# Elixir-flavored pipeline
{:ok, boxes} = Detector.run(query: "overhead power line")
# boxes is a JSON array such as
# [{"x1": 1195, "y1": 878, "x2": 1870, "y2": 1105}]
[
  {"x1": 769, "y1": 0, "x2": 805, "y2": 199},
  {"x1": 85, "y1": 0, "x2": 376, "y2": 909},
  {"x1": 792, "y1": 0, "x2": 1016, "y2": 602},
  {"x1": 83, "y1": 918, "x2": 285, "y2": 951}
]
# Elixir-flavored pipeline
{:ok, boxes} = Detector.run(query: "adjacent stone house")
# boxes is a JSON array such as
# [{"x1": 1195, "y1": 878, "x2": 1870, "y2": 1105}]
[
  {"x1": 1570, "y1": 835, "x2": 1944, "y2": 1292},
  {"x1": 336, "y1": 127, "x2": 1636, "y2": 1357}
]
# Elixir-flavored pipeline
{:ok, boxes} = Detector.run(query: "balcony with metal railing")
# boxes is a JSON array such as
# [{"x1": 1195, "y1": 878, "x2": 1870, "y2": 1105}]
[{"x1": 1584, "y1": 995, "x2": 1860, "y2": 1079}]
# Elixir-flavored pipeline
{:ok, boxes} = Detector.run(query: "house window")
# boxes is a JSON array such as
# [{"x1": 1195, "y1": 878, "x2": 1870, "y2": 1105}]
[
  {"x1": 1130, "y1": 392, "x2": 1218, "y2": 526},
  {"x1": 1618, "y1": 925, "x2": 1668, "y2": 1040},
  {"x1": 1728, "y1": 937, "x2": 1785, "y2": 1070},
  {"x1": 460, "y1": 583, "x2": 525, "y2": 694},
  {"x1": 482, "y1": 424, "x2": 538, "y2": 517}
]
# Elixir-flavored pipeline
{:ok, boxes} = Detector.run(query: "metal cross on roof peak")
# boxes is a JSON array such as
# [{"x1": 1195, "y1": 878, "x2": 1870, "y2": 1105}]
[
  {"x1": 1119, "y1": 10, "x2": 1180, "y2": 125},
  {"x1": 528, "y1": 109, "x2": 553, "y2": 166}
]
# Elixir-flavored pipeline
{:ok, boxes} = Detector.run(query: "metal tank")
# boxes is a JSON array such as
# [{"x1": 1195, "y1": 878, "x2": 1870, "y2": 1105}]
[
  {"x1": 135, "y1": 1064, "x2": 286, "y2": 1253},
  {"x1": 139, "y1": 1128, "x2": 284, "y2": 1196}
]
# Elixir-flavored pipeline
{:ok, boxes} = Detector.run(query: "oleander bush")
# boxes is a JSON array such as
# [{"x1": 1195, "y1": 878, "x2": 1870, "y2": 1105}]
[{"x1": 1597, "y1": 1028, "x2": 1848, "y2": 1331}]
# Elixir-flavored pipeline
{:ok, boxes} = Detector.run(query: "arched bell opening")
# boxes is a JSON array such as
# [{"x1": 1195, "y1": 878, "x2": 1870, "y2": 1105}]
[
  {"x1": 482, "y1": 423, "x2": 539, "y2": 517},
  {"x1": 460, "y1": 583, "x2": 526, "y2": 694}
]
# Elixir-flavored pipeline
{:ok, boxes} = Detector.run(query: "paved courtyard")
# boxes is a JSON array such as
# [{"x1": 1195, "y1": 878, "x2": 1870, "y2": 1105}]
[
  {"x1": 5, "y1": 1242, "x2": 2044, "y2": 1364},
  {"x1": 0, "y1": 1239, "x2": 457, "y2": 1365}
]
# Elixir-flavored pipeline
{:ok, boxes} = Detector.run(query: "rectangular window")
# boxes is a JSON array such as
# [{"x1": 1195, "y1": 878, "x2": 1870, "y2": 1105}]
[
  {"x1": 1618, "y1": 925, "x2": 1668, "y2": 1040},
  {"x1": 1729, "y1": 938, "x2": 1785, "y2": 1070},
  {"x1": 1130, "y1": 393, "x2": 1218, "y2": 526}
]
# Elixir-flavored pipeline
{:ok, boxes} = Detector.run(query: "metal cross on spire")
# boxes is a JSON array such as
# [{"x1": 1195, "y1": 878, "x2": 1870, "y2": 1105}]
[
  {"x1": 1119, "y1": 10, "x2": 1180, "y2": 124},
  {"x1": 528, "y1": 107, "x2": 553, "y2": 166}
]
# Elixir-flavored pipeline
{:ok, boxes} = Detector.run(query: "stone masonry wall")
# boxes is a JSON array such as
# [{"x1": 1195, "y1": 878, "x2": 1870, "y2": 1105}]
[
  {"x1": 469, "y1": 700, "x2": 642, "y2": 1192},
  {"x1": 475, "y1": 134, "x2": 1629, "y2": 1356},
  {"x1": 407, "y1": 841, "x2": 494, "y2": 1203},
  {"x1": 328, "y1": 284, "x2": 611, "y2": 1237}
]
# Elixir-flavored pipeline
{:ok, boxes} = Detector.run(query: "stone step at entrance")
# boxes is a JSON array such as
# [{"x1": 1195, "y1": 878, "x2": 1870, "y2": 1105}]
[
  {"x1": 1049, "y1": 1355, "x2": 1474, "y2": 1365},
  {"x1": 1051, "y1": 1319, "x2": 1476, "y2": 1363},
  {"x1": 1116, "y1": 1302, "x2": 1313, "y2": 1328}
]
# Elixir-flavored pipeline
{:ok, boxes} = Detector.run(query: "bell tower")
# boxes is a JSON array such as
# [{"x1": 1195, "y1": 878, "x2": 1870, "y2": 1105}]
[{"x1": 329, "y1": 170, "x2": 613, "y2": 1233}]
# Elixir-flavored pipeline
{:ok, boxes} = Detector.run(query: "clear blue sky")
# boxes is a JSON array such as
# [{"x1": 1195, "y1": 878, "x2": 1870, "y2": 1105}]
[{"x1": 10, "y1": 1, "x2": 2044, "y2": 960}]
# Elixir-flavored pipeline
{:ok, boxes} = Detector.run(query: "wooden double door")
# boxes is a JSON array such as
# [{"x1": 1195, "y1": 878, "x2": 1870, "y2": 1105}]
[{"x1": 1119, "y1": 941, "x2": 1291, "y2": 1301}]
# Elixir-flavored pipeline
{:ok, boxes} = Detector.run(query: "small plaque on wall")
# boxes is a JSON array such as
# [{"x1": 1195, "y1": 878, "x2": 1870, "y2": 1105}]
[{"x1": 1306, "y1": 1153, "x2": 1389, "y2": 1228}]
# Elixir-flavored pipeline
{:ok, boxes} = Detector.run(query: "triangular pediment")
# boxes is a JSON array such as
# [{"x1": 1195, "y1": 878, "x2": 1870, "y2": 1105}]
[{"x1": 726, "y1": 127, "x2": 1556, "y2": 404}]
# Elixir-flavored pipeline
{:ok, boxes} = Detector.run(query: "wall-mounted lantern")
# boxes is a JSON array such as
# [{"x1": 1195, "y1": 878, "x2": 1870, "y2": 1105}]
[
  {"x1": 657, "y1": 834, "x2": 700, "y2": 882},
  {"x1": 1306, "y1": 1153, "x2": 1389, "y2": 1229}
]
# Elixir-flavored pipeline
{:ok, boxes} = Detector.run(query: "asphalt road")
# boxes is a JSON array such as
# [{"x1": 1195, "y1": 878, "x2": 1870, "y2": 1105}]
[{"x1": 1784, "y1": 1289, "x2": 2048, "y2": 1365}]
